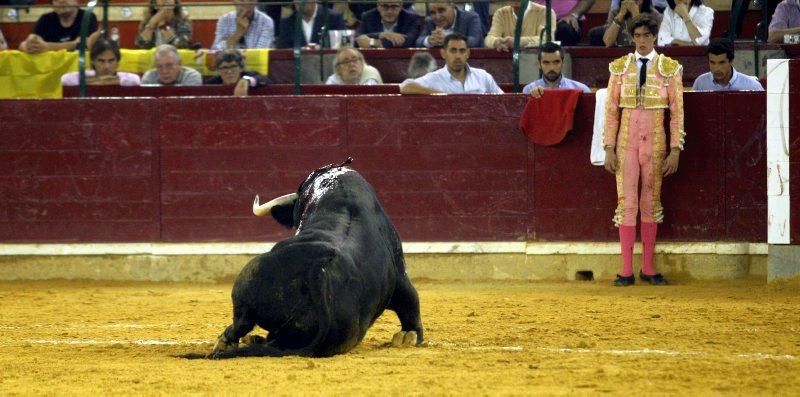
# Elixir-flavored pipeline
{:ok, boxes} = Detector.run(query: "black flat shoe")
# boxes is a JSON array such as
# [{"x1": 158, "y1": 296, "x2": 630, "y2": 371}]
[
  {"x1": 639, "y1": 271, "x2": 667, "y2": 285},
  {"x1": 613, "y1": 274, "x2": 635, "y2": 287}
]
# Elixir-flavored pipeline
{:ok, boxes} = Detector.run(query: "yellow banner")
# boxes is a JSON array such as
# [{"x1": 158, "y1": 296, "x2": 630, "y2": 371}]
[
  {"x1": 119, "y1": 49, "x2": 269, "y2": 76},
  {"x1": 0, "y1": 48, "x2": 270, "y2": 98},
  {"x1": 0, "y1": 50, "x2": 78, "y2": 99}
]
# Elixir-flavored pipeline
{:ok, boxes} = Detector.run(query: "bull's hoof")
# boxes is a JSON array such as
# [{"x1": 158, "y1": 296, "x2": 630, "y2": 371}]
[
  {"x1": 241, "y1": 334, "x2": 266, "y2": 345},
  {"x1": 206, "y1": 337, "x2": 239, "y2": 359},
  {"x1": 391, "y1": 331, "x2": 418, "y2": 347}
]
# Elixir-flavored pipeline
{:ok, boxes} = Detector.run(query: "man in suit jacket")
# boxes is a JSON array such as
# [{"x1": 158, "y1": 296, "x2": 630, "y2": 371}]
[
  {"x1": 456, "y1": 1, "x2": 490, "y2": 34},
  {"x1": 416, "y1": 2, "x2": 484, "y2": 48},
  {"x1": 277, "y1": 1, "x2": 346, "y2": 48},
  {"x1": 355, "y1": 0, "x2": 420, "y2": 48}
]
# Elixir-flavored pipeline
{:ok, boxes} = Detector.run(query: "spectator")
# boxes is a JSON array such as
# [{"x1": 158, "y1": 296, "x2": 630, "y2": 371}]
[
  {"x1": 400, "y1": 33, "x2": 503, "y2": 94},
  {"x1": 345, "y1": 1, "x2": 415, "y2": 23},
  {"x1": 604, "y1": 14, "x2": 684, "y2": 287},
  {"x1": 277, "y1": 1, "x2": 346, "y2": 49},
  {"x1": 692, "y1": 38, "x2": 764, "y2": 91},
  {"x1": 61, "y1": 37, "x2": 141, "y2": 86},
  {"x1": 768, "y1": 0, "x2": 800, "y2": 43},
  {"x1": 257, "y1": 3, "x2": 284, "y2": 37},
  {"x1": 613, "y1": 0, "x2": 669, "y2": 12},
  {"x1": 456, "y1": 1, "x2": 491, "y2": 34},
  {"x1": 19, "y1": 0, "x2": 99, "y2": 54},
  {"x1": 141, "y1": 44, "x2": 202, "y2": 85},
  {"x1": 205, "y1": 49, "x2": 270, "y2": 96},
  {"x1": 591, "y1": 0, "x2": 661, "y2": 47},
  {"x1": 212, "y1": 0, "x2": 274, "y2": 50},
  {"x1": 532, "y1": 0, "x2": 596, "y2": 46},
  {"x1": 0, "y1": 25, "x2": 7, "y2": 50},
  {"x1": 325, "y1": 46, "x2": 383, "y2": 85},
  {"x1": 407, "y1": 51, "x2": 438, "y2": 78},
  {"x1": 657, "y1": 0, "x2": 713, "y2": 46},
  {"x1": 355, "y1": 0, "x2": 420, "y2": 49},
  {"x1": 135, "y1": 0, "x2": 193, "y2": 49},
  {"x1": 522, "y1": 42, "x2": 591, "y2": 97},
  {"x1": 484, "y1": 1, "x2": 557, "y2": 52},
  {"x1": 416, "y1": 2, "x2": 484, "y2": 48}
]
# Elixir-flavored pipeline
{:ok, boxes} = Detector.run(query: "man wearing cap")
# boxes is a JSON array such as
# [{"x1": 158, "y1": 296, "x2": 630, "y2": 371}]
[{"x1": 603, "y1": 13, "x2": 685, "y2": 287}]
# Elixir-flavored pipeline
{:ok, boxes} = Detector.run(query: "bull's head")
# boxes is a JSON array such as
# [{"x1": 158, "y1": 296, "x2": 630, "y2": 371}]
[
  {"x1": 252, "y1": 157, "x2": 354, "y2": 228},
  {"x1": 252, "y1": 193, "x2": 298, "y2": 227}
]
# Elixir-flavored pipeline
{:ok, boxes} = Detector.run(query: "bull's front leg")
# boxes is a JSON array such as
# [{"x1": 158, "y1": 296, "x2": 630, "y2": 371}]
[
  {"x1": 207, "y1": 325, "x2": 240, "y2": 358},
  {"x1": 207, "y1": 311, "x2": 256, "y2": 359}
]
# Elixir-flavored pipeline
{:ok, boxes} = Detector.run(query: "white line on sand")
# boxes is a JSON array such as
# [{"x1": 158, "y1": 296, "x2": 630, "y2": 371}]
[
  {"x1": 546, "y1": 347, "x2": 797, "y2": 361},
  {"x1": 429, "y1": 342, "x2": 797, "y2": 361},
  {"x1": 2, "y1": 339, "x2": 796, "y2": 361},
  {"x1": 18, "y1": 339, "x2": 212, "y2": 346},
  {"x1": 0, "y1": 324, "x2": 193, "y2": 330}
]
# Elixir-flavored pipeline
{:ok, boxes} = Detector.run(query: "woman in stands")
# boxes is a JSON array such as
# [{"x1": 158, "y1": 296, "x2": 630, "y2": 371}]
[
  {"x1": 657, "y1": 0, "x2": 713, "y2": 46},
  {"x1": 136, "y1": 0, "x2": 193, "y2": 49},
  {"x1": 325, "y1": 47, "x2": 383, "y2": 85},
  {"x1": 204, "y1": 49, "x2": 270, "y2": 96},
  {"x1": 61, "y1": 38, "x2": 141, "y2": 86},
  {"x1": 600, "y1": 0, "x2": 662, "y2": 47}
]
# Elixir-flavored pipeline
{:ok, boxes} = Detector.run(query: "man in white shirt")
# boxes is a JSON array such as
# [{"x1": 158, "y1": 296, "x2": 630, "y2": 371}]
[{"x1": 400, "y1": 33, "x2": 503, "y2": 94}]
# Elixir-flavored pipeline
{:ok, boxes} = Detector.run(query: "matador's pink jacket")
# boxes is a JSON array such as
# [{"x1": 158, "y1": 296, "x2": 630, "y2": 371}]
[{"x1": 604, "y1": 52, "x2": 686, "y2": 151}]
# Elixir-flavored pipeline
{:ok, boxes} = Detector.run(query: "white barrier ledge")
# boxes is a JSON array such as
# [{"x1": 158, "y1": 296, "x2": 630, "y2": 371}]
[{"x1": 0, "y1": 242, "x2": 768, "y2": 256}]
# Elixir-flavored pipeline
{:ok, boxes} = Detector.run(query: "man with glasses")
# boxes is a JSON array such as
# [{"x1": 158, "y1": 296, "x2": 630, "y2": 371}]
[
  {"x1": 603, "y1": 13, "x2": 684, "y2": 287},
  {"x1": 212, "y1": 0, "x2": 275, "y2": 50},
  {"x1": 205, "y1": 49, "x2": 270, "y2": 96},
  {"x1": 325, "y1": 46, "x2": 382, "y2": 85},
  {"x1": 415, "y1": 1, "x2": 484, "y2": 48},
  {"x1": 141, "y1": 44, "x2": 202, "y2": 85},
  {"x1": 401, "y1": 33, "x2": 502, "y2": 94},
  {"x1": 355, "y1": 0, "x2": 419, "y2": 48}
]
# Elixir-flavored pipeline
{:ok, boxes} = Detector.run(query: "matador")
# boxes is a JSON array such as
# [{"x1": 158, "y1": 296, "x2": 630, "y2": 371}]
[{"x1": 604, "y1": 13, "x2": 685, "y2": 287}]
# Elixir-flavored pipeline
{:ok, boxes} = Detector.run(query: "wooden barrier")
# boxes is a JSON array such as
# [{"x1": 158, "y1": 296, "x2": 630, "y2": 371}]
[{"x1": 0, "y1": 92, "x2": 770, "y2": 243}]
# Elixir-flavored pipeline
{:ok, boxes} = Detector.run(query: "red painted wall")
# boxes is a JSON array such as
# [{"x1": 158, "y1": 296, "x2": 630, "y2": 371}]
[{"x1": 0, "y1": 92, "x2": 769, "y2": 243}]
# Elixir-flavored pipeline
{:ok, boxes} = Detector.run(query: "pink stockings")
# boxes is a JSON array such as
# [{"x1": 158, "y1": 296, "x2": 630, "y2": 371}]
[{"x1": 618, "y1": 222, "x2": 658, "y2": 277}]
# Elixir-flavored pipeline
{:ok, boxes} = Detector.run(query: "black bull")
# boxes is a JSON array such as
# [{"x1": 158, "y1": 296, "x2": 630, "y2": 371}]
[{"x1": 208, "y1": 159, "x2": 424, "y2": 358}]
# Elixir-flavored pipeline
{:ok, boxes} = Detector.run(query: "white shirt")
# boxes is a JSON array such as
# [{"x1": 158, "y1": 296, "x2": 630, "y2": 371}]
[
  {"x1": 658, "y1": 5, "x2": 714, "y2": 46},
  {"x1": 382, "y1": 21, "x2": 398, "y2": 32},
  {"x1": 400, "y1": 64, "x2": 503, "y2": 94},
  {"x1": 636, "y1": 49, "x2": 656, "y2": 86},
  {"x1": 302, "y1": 4, "x2": 318, "y2": 44}
]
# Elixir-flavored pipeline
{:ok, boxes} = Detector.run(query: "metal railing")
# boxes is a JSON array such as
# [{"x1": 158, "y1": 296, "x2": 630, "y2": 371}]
[{"x1": 5, "y1": 0, "x2": 779, "y2": 97}]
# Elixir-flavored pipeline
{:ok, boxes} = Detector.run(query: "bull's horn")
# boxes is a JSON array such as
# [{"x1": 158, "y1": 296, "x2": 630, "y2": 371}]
[{"x1": 253, "y1": 193, "x2": 298, "y2": 216}]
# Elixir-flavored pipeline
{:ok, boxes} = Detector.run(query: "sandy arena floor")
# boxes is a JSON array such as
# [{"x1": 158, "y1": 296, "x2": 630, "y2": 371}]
[{"x1": 0, "y1": 278, "x2": 798, "y2": 395}]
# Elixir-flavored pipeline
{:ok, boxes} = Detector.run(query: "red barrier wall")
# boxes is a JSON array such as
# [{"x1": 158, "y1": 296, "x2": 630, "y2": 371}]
[{"x1": 0, "y1": 92, "x2": 769, "y2": 243}]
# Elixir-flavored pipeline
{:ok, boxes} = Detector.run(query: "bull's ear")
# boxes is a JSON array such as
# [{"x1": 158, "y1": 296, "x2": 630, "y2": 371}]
[{"x1": 270, "y1": 204, "x2": 296, "y2": 228}]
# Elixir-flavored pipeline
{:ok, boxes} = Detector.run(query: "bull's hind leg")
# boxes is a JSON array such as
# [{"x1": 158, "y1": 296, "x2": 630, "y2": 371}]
[
  {"x1": 388, "y1": 274, "x2": 424, "y2": 346},
  {"x1": 208, "y1": 308, "x2": 256, "y2": 359}
]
